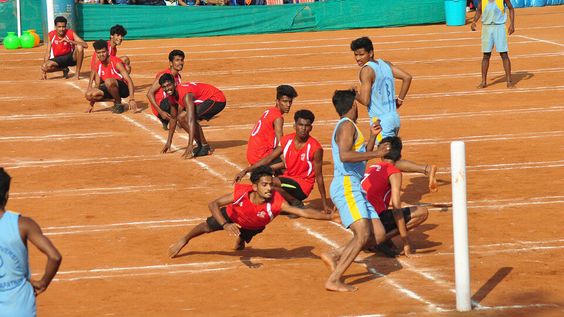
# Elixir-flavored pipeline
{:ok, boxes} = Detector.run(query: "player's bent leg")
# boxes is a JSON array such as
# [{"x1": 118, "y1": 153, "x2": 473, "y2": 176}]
[
  {"x1": 233, "y1": 237, "x2": 245, "y2": 250},
  {"x1": 325, "y1": 219, "x2": 370, "y2": 292},
  {"x1": 74, "y1": 46, "x2": 84, "y2": 80},
  {"x1": 84, "y1": 88, "x2": 105, "y2": 113},
  {"x1": 406, "y1": 206, "x2": 428, "y2": 229},
  {"x1": 168, "y1": 221, "x2": 212, "y2": 258},
  {"x1": 121, "y1": 56, "x2": 132, "y2": 73},
  {"x1": 103, "y1": 78, "x2": 121, "y2": 103}
]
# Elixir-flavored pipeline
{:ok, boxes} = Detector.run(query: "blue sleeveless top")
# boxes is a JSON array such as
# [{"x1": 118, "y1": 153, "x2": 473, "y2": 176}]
[
  {"x1": 332, "y1": 117, "x2": 367, "y2": 180},
  {"x1": 0, "y1": 211, "x2": 35, "y2": 317},
  {"x1": 365, "y1": 59, "x2": 397, "y2": 119}
]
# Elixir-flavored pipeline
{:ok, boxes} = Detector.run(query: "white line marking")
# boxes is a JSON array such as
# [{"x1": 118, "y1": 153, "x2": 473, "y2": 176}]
[
  {"x1": 0, "y1": 132, "x2": 115, "y2": 142},
  {"x1": 44, "y1": 218, "x2": 205, "y2": 231},
  {"x1": 11, "y1": 184, "x2": 206, "y2": 199},
  {"x1": 516, "y1": 34, "x2": 564, "y2": 47},
  {"x1": 1, "y1": 154, "x2": 165, "y2": 169}
]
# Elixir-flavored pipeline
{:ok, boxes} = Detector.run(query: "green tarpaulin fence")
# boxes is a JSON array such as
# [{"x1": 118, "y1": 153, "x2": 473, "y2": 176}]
[
  {"x1": 0, "y1": 0, "x2": 44, "y2": 42},
  {"x1": 77, "y1": 0, "x2": 445, "y2": 40}
]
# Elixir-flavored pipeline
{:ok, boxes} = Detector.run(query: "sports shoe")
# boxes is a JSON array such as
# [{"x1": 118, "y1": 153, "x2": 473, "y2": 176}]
[
  {"x1": 193, "y1": 144, "x2": 212, "y2": 157},
  {"x1": 111, "y1": 103, "x2": 125, "y2": 114},
  {"x1": 62, "y1": 67, "x2": 70, "y2": 79}
]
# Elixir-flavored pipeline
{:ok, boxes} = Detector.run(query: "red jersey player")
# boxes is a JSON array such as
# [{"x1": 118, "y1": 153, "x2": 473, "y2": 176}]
[
  {"x1": 168, "y1": 166, "x2": 335, "y2": 258},
  {"x1": 159, "y1": 74, "x2": 226, "y2": 158},
  {"x1": 146, "y1": 50, "x2": 185, "y2": 130},
  {"x1": 246, "y1": 85, "x2": 298, "y2": 166},
  {"x1": 84, "y1": 40, "x2": 136, "y2": 114},
  {"x1": 88, "y1": 25, "x2": 131, "y2": 89},
  {"x1": 236, "y1": 110, "x2": 332, "y2": 213},
  {"x1": 361, "y1": 136, "x2": 429, "y2": 257},
  {"x1": 41, "y1": 16, "x2": 87, "y2": 80}
]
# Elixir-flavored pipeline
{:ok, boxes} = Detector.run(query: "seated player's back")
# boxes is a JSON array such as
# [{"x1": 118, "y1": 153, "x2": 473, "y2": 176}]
[{"x1": 176, "y1": 82, "x2": 225, "y2": 108}]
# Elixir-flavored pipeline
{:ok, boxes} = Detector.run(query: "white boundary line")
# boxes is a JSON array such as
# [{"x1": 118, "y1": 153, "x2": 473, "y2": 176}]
[
  {"x1": 0, "y1": 132, "x2": 115, "y2": 142},
  {"x1": 1, "y1": 154, "x2": 165, "y2": 169},
  {"x1": 516, "y1": 34, "x2": 564, "y2": 47}
]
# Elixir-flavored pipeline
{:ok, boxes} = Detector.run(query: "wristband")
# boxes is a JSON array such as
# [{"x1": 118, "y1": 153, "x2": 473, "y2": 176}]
[{"x1": 397, "y1": 97, "x2": 404, "y2": 102}]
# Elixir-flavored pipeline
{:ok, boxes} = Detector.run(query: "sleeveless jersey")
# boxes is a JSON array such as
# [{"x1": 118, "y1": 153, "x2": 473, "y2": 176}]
[
  {"x1": 332, "y1": 117, "x2": 367, "y2": 180},
  {"x1": 361, "y1": 162, "x2": 401, "y2": 214},
  {"x1": 48, "y1": 29, "x2": 75, "y2": 58},
  {"x1": 482, "y1": 0, "x2": 507, "y2": 25},
  {"x1": 280, "y1": 133, "x2": 322, "y2": 196},
  {"x1": 365, "y1": 59, "x2": 397, "y2": 119},
  {"x1": 0, "y1": 211, "x2": 35, "y2": 317}
]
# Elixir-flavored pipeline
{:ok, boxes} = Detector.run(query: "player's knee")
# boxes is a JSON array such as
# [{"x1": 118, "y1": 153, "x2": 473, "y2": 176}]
[
  {"x1": 122, "y1": 56, "x2": 130, "y2": 64},
  {"x1": 482, "y1": 52, "x2": 492, "y2": 59},
  {"x1": 500, "y1": 52, "x2": 509, "y2": 59},
  {"x1": 414, "y1": 206, "x2": 429, "y2": 225}
]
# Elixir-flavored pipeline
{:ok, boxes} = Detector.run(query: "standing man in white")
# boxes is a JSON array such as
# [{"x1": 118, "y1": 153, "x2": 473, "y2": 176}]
[{"x1": 0, "y1": 168, "x2": 62, "y2": 317}]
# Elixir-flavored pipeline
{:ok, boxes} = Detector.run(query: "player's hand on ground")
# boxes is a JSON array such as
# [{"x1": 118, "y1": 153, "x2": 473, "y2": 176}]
[
  {"x1": 161, "y1": 143, "x2": 171, "y2": 154},
  {"x1": 401, "y1": 243, "x2": 413, "y2": 257},
  {"x1": 233, "y1": 170, "x2": 247, "y2": 184},
  {"x1": 223, "y1": 223, "x2": 241, "y2": 236},
  {"x1": 30, "y1": 279, "x2": 47, "y2": 296},
  {"x1": 85, "y1": 106, "x2": 93, "y2": 113},
  {"x1": 470, "y1": 22, "x2": 477, "y2": 31},
  {"x1": 322, "y1": 200, "x2": 333, "y2": 214},
  {"x1": 508, "y1": 25, "x2": 515, "y2": 35},
  {"x1": 128, "y1": 100, "x2": 138, "y2": 113}
]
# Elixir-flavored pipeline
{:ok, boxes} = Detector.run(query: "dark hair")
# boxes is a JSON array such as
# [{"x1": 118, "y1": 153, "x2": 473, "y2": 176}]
[
  {"x1": 276, "y1": 85, "x2": 298, "y2": 100},
  {"x1": 332, "y1": 89, "x2": 356, "y2": 116},
  {"x1": 0, "y1": 168, "x2": 11, "y2": 207},
  {"x1": 250, "y1": 166, "x2": 274, "y2": 184},
  {"x1": 350, "y1": 36, "x2": 374, "y2": 53},
  {"x1": 93, "y1": 39, "x2": 108, "y2": 51},
  {"x1": 168, "y1": 49, "x2": 185, "y2": 62},
  {"x1": 159, "y1": 73, "x2": 175, "y2": 86},
  {"x1": 294, "y1": 109, "x2": 315, "y2": 124},
  {"x1": 380, "y1": 137, "x2": 403, "y2": 162},
  {"x1": 110, "y1": 24, "x2": 127, "y2": 37},
  {"x1": 54, "y1": 16, "x2": 67, "y2": 25}
]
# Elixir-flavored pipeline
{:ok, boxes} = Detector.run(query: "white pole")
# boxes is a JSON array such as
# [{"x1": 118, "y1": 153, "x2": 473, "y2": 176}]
[
  {"x1": 451, "y1": 141, "x2": 471, "y2": 312},
  {"x1": 16, "y1": 0, "x2": 22, "y2": 37},
  {"x1": 46, "y1": 0, "x2": 55, "y2": 33}
]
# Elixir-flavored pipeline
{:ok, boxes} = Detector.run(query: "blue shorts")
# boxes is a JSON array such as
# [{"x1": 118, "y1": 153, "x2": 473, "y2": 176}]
[
  {"x1": 370, "y1": 111, "x2": 400, "y2": 145},
  {"x1": 482, "y1": 24, "x2": 508, "y2": 53},
  {"x1": 330, "y1": 175, "x2": 378, "y2": 228}
]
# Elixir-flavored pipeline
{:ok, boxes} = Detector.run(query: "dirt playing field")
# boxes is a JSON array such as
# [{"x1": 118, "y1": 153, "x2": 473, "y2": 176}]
[{"x1": 0, "y1": 5, "x2": 563, "y2": 317}]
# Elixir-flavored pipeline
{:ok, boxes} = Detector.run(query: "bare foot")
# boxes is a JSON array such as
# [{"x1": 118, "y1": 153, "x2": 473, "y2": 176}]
[
  {"x1": 476, "y1": 82, "x2": 487, "y2": 89},
  {"x1": 168, "y1": 238, "x2": 188, "y2": 258},
  {"x1": 427, "y1": 165, "x2": 438, "y2": 192},
  {"x1": 507, "y1": 81, "x2": 515, "y2": 89},
  {"x1": 233, "y1": 237, "x2": 245, "y2": 250},
  {"x1": 325, "y1": 279, "x2": 358, "y2": 292},
  {"x1": 321, "y1": 252, "x2": 338, "y2": 272},
  {"x1": 40, "y1": 72, "x2": 47, "y2": 80}
]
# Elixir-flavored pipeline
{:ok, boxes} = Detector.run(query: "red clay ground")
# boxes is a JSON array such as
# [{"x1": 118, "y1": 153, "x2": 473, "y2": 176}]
[{"x1": 0, "y1": 6, "x2": 563, "y2": 317}]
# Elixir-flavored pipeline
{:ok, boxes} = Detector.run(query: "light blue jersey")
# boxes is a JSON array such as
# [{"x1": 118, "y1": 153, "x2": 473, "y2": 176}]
[
  {"x1": 482, "y1": 0, "x2": 507, "y2": 25},
  {"x1": 0, "y1": 211, "x2": 35, "y2": 317},
  {"x1": 365, "y1": 60, "x2": 401, "y2": 142},
  {"x1": 330, "y1": 118, "x2": 378, "y2": 228}
]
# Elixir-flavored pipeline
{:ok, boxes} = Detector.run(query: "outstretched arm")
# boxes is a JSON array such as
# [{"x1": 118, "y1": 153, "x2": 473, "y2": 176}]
[
  {"x1": 20, "y1": 217, "x2": 62, "y2": 296},
  {"x1": 280, "y1": 201, "x2": 333, "y2": 220},
  {"x1": 234, "y1": 147, "x2": 284, "y2": 183},
  {"x1": 355, "y1": 66, "x2": 375, "y2": 107}
]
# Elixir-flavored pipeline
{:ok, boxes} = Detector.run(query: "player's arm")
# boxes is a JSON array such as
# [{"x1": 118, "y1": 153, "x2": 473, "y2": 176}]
[
  {"x1": 388, "y1": 61, "x2": 412, "y2": 109},
  {"x1": 471, "y1": 1, "x2": 482, "y2": 31},
  {"x1": 87, "y1": 65, "x2": 96, "y2": 89},
  {"x1": 234, "y1": 147, "x2": 284, "y2": 183},
  {"x1": 273, "y1": 117, "x2": 284, "y2": 147},
  {"x1": 208, "y1": 193, "x2": 240, "y2": 236},
  {"x1": 162, "y1": 105, "x2": 178, "y2": 153},
  {"x1": 20, "y1": 216, "x2": 62, "y2": 296},
  {"x1": 504, "y1": 0, "x2": 515, "y2": 35},
  {"x1": 280, "y1": 201, "x2": 333, "y2": 220},
  {"x1": 355, "y1": 66, "x2": 374, "y2": 108},
  {"x1": 146, "y1": 78, "x2": 172, "y2": 121},
  {"x1": 93, "y1": 70, "x2": 101, "y2": 89},
  {"x1": 336, "y1": 121, "x2": 387, "y2": 163},
  {"x1": 366, "y1": 120, "x2": 382, "y2": 152},
  {"x1": 116, "y1": 62, "x2": 137, "y2": 112},
  {"x1": 313, "y1": 148, "x2": 332, "y2": 214},
  {"x1": 389, "y1": 172, "x2": 411, "y2": 256},
  {"x1": 182, "y1": 93, "x2": 197, "y2": 159},
  {"x1": 69, "y1": 33, "x2": 88, "y2": 49}
]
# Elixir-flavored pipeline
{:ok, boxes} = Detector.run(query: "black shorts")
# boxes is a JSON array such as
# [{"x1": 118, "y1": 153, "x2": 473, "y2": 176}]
[
  {"x1": 379, "y1": 207, "x2": 412, "y2": 233},
  {"x1": 196, "y1": 100, "x2": 226, "y2": 121},
  {"x1": 206, "y1": 207, "x2": 264, "y2": 243},
  {"x1": 100, "y1": 80, "x2": 130, "y2": 100},
  {"x1": 157, "y1": 98, "x2": 172, "y2": 122},
  {"x1": 50, "y1": 52, "x2": 76, "y2": 68},
  {"x1": 278, "y1": 177, "x2": 307, "y2": 201}
]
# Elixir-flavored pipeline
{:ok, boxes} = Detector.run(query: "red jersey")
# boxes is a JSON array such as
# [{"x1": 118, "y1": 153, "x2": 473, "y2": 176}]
[
  {"x1": 247, "y1": 107, "x2": 283, "y2": 165},
  {"x1": 175, "y1": 82, "x2": 226, "y2": 109},
  {"x1": 90, "y1": 40, "x2": 117, "y2": 70},
  {"x1": 226, "y1": 184, "x2": 285, "y2": 230},
  {"x1": 280, "y1": 133, "x2": 322, "y2": 196},
  {"x1": 361, "y1": 162, "x2": 401, "y2": 214},
  {"x1": 48, "y1": 29, "x2": 75, "y2": 58},
  {"x1": 95, "y1": 55, "x2": 127, "y2": 83},
  {"x1": 150, "y1": 69, "x2": 182, "y2": 116}
]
